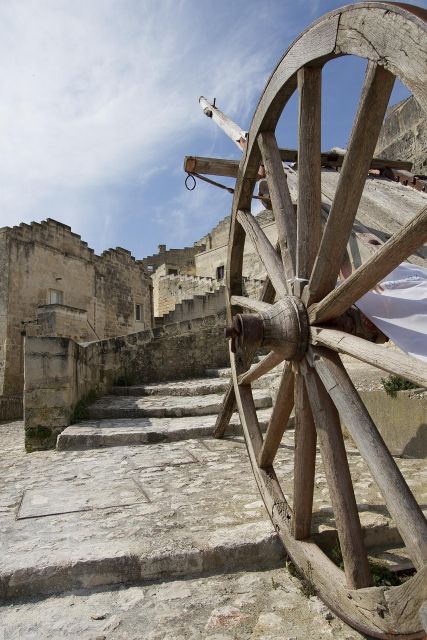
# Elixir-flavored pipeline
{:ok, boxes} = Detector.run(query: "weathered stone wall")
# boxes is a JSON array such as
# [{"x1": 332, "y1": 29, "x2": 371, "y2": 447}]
[
  {"x1": 155, "y1": 286, "x2": 226, "y2": 326},
  {"x1": 141, "y1": 244, "x2": 204, "y2": 276},
  {"x1": 376, "y1": 96, "x2": 427, "y2": 174},
  {"x1": 24, "y1": 311, "x2": 228, "y2": 450},
  {"x1": 34, "y1": 305, "x2": 95, "y2": 342},
  {"x1": 156, "y1": 275, "x2": 220, "y2": 317},
  {"x1": 195, "y1": 215, "x2": 276, "y2": 281},
  {"x1": 0, "y1": 219, "x2": 153, "y2": 412}
]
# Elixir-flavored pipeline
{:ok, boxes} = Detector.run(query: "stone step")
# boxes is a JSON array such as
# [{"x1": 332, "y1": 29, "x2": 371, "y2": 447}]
[
  {"x1": 205, "y1": 367, "x2": 231, "y2": 378},
  {"x1": 86, "y1": 389, "x2": 272, "y2": 420},
  {"x1": 3, "y1": 428, "x2": 424, "y2": 602},
  {"x1": 1, "y1": 437, "x2": 285, "y2": 601},
  {"x1": 57, "y1": 408, "x2": 275, "y2": 450},
  {"x1": 111, "y1": 377, "x2": 230, "y2": 397}
]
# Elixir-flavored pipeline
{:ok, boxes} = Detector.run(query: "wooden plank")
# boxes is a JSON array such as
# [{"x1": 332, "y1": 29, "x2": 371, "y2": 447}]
[
  {"x1": 310, "y1": 326, "x2": 427, "y2": 389},
  {"x1": 184, "y1": 156, "x2": 240, "y2": 178},
  {"x1": 258, "y1": 362, "x2": 294, "y2": 468},
  {"x1": 230, "y1": 295, "x2": 272, "y2": 314},
  {"x1": 302, "y1": 359, "x2": 372, "y2": 589},
  {"x1": 238, "y1": 350, "x2": 286, "y2": 386},
  {"x1": 237, "y1": 209, "x2": 288, "y2": 298},
  {"x1": 292, "y1": 367, "x2": 317, "y2": 540},
  {"x1": 306, "y1": 63, "x2": 395, "y2": 305},
  {"x1": 309, "y1": 346, "x2": 427, "y2": 570},
  {"x1": 309, "y1": 203, "x2": 427, "y2": 323},
  {"x1": 297, "y1": 66, "x2": 322, "y2": 281},
  {"x1": 199, "y1": 96, "x2": 246, "y2": 150},
  {"x1": 258, "y1": 132, "x2": 297, "y2": 281},
  {"x1": 183, "y1": 153, "x2": 412, "y2": 179}
]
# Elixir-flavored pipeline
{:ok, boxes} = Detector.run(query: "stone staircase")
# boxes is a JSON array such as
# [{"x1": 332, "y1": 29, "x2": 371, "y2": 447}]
[
  {"x1": 2, "y1": 359, "x2": 425, "y2": 640},
  {"x1": 57, "y1": 366, "x2": 274, "y2": 450}
]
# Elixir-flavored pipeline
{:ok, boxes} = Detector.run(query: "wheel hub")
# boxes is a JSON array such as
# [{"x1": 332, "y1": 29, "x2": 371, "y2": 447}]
[{"x1": 226, "y1": 296, "x2": 309, "y2": 360}]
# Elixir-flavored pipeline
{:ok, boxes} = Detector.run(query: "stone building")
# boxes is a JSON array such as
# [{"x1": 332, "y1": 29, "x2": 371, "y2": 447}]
[
  {"x1": 0, "y1": 218, "x2": 153, "y2": 418},
  {"x1": 376, "y1": 96, "x2": 426, "y2": 175}
]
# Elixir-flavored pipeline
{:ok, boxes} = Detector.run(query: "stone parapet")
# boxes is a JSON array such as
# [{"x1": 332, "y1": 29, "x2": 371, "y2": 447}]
[{"x1": 24, "y1": 311, "x2": 228, "y2": 451}]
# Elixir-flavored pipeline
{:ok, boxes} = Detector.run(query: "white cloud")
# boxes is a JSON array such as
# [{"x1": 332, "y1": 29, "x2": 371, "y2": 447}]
[{"x1": 0, "y1": 0, "x2": 297, "y2": 248}]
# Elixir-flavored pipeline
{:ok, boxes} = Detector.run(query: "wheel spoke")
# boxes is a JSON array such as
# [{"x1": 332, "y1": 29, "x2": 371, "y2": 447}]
[
  {"x1": 309, "y1": 345, "x2": 427, "y2": 570},
  {"x1": 258, "y1": 132, "x2": 297, "y2": 282},
  {"x1": 213, "y1": 382, "x2": 236, "y2": 439},
  {"x1": 237, "y1": 209, "x2": 288, "y2": 298},
  {"x1": 258, "y1": 361, "x2": 294, "y2": 468},
  {"x1": 301, "y1": 358, "x2": 372, "y2": 589},
  {"x1": 238, "y1": 350, "x2": 286, "y2": 386},
  {"x1": 292, "y1": 364, "x2": 317, "y2": 540},
  {"x1": 309, "y1": 203, "x2": 427, "y2": 323},
  {"x1": 306, "y1": 62, "x2": 395, "y2": 304},
  {"x1": 310, "y1": 327, "x2": 427, "y2": 389},
  {"x1": 297, "y1": 66, "x2": 322, "y2": 284},
  {"x1": 230, "y1": 295, "x2": 273, "y2": 313},
  {"x1": 230, "y1": 345, "x2": 263, "y2": 458}
]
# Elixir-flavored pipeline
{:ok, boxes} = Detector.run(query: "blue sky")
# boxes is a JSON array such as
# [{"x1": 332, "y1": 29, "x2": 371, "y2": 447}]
[{"x1": 1, "y1": 0, "x2": 426, "y2": 258}]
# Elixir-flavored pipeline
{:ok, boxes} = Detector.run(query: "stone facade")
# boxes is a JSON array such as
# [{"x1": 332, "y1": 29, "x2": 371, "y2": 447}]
[
  {"x1": 155, "y1": 274, "x2": 221, "y2": 317},
  {"x1": 195, "y1": 209, "x2": 275, "y2": 282},
  {"x1": 0, "y1": 219, "x2": 153, "y2": 412},
  {"x1": 24, "y1": 311, "x2": 228, "y2": 450},
  {"x1": 376, "y1": 96, "x2": 426, "y2": 174}
]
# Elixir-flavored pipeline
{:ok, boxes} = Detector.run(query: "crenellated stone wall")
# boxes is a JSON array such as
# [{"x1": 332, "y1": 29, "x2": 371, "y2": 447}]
[
  {"x1": 141, "y1": 243, "x2": 205, "y2": 276},
  {"x1": 0, "y1": 218, "x2": 153, "y2": 414}
]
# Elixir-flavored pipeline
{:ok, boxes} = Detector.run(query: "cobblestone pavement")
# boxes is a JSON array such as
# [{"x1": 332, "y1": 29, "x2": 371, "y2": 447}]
[
  {"x1": 1, "y1": 420, "x2": 425, "y2": 603},
  {"x1": 0, "y1": 567, "x2": 365, "y2": 640}
]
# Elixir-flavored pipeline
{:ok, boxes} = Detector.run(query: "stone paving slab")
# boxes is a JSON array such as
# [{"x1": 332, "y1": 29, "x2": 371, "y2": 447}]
[
  {"x1": 0, "y1": 422, "x2": 283, "y2": 600},
  {"x1": 86, "y1": 390, "x2": 272, "y2": 420},
  {"x1": 0, "y1": 567, "x2": 365, "y2": 640},
  {"x1": 57, "y1": 409, "x2": 274, "y2": 450},
  {"x1": 1, "y1": 421, "x2": 425, "y2": 603},
  {"x1": 111, "y1": 377, "x2": 231, "y2": 397}
]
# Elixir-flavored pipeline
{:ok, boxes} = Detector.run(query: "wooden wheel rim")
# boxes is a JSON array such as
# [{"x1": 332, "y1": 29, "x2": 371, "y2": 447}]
[{"x1": 226, "y1": 3, "x2": 427, "y2": 638}]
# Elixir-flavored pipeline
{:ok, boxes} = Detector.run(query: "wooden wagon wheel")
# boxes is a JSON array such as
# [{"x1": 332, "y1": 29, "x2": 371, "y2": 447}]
[{"x1": 225, "y1": 3, "x2": 427, "y2": 638}]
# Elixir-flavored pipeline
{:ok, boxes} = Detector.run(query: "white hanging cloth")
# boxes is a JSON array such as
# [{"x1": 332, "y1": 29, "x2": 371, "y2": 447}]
[{"x1": 355, "y1": 262, "x2": 427, "y2": 363}]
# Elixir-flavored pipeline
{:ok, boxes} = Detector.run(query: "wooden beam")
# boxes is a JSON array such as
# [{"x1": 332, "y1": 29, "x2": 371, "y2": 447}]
[
  {"x1": 310, "y1": 346, "x2": 427, "y2": 570},
  {"x1": 184, "y1": 156, "x2": 240, "y2": 178},
  {"x1": 199, "y1": 97, "x2": 246, "y2": 150},
  {"x1": 237, "y1": 209, "x2": 288, "y2": 299},
  {"x1": 310, "y1": 327, "x2": 427, "y2": 389},
  {"x1": 305, "y1": 63, "x2": 395, "y2": 304},
  {"x1": 309, "y1": 203, "x2": 427, "y2": 324},
  {"x1": 183, "y1": 152, "x2": 412, "y2": 179},
  {"x1": 302, "y1": 358, "x2": 372, "y2": 589},
  {"x1": 258, "y1": 362, "x2": 294, "y2": 468}
]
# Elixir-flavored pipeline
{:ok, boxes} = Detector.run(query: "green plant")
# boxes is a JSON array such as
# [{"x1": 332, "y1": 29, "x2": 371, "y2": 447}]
[
  {"x1": 285, "y1": 557, "x2": 315, "y2": 597},
  {"x1": 328, "y1": 541, "x2": 402, "y2": 587},
  {"x1": 381, "y1": 374, "x2": 418, "y2": 398}
]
